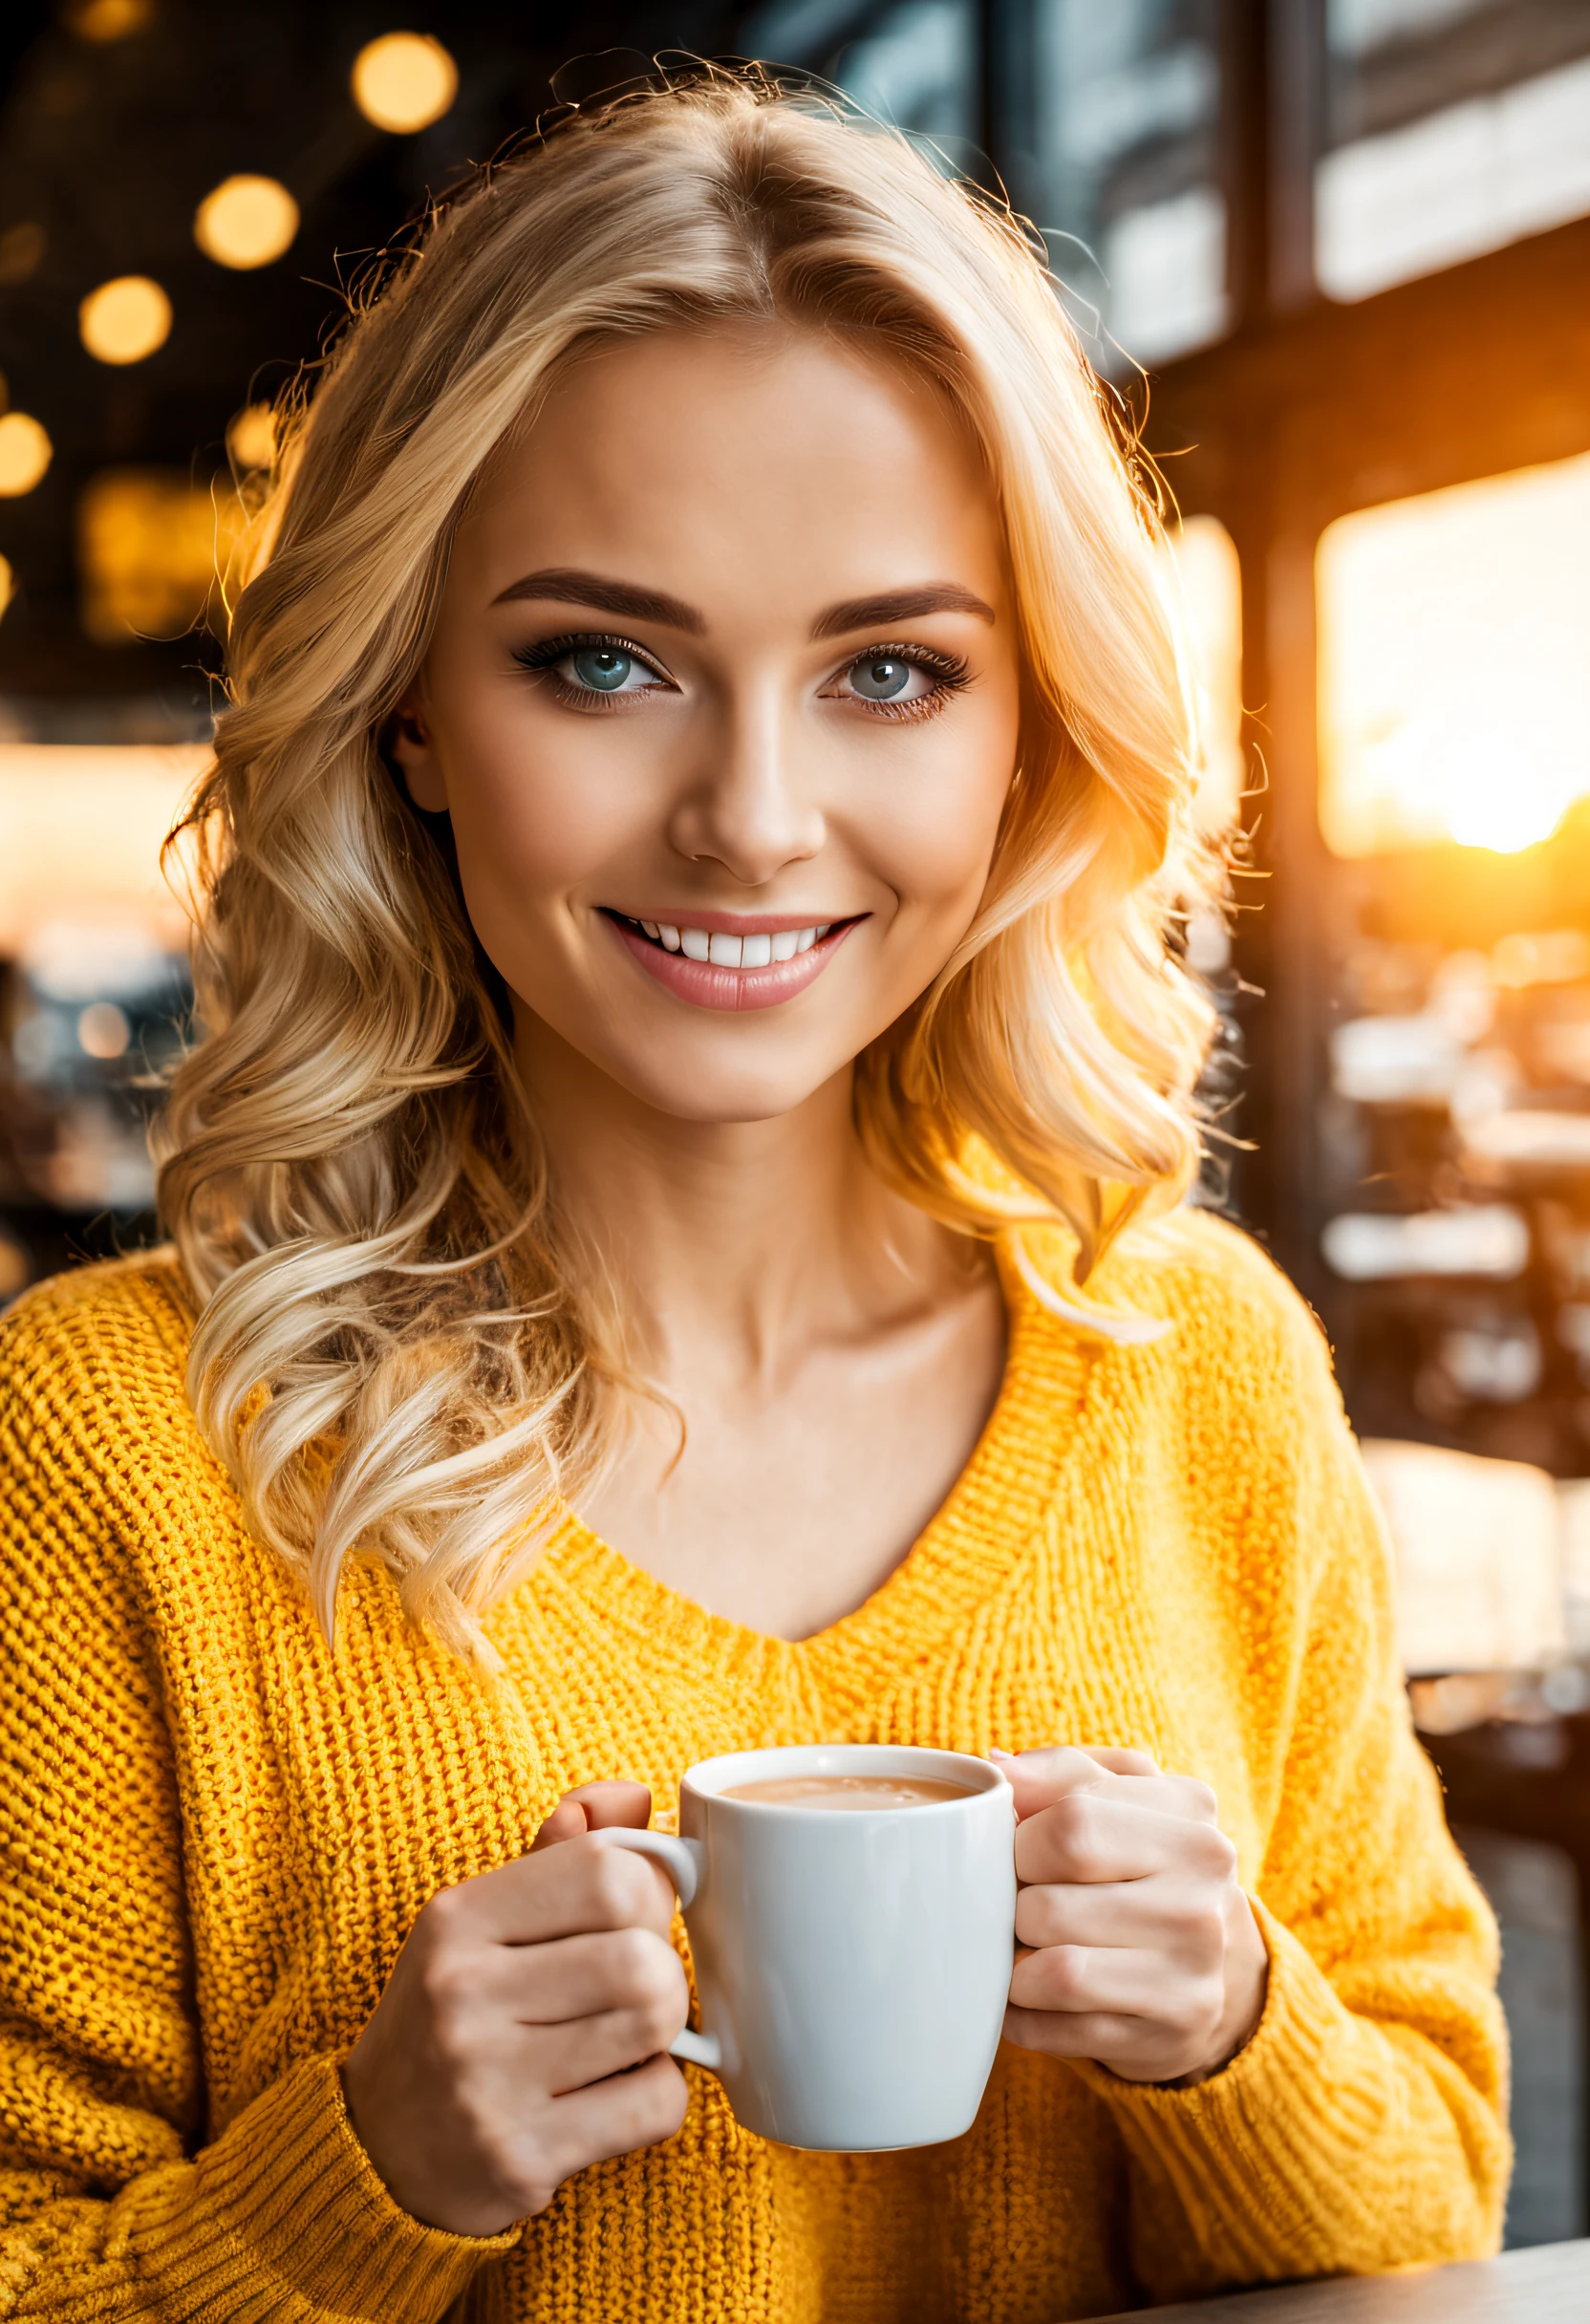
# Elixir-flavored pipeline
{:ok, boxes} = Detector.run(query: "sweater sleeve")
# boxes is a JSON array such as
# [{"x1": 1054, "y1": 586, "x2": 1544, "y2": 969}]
[
  {"x1": 0, "y1": 1282, "x2": 516, "y2": 2321},
  {"x1": 1070, "y1": 1246, "x2": 1511, "y2": 2301}
]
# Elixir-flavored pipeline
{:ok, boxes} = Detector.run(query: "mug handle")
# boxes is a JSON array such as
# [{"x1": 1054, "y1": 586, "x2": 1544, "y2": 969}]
[{"x1": 594, "y1": 1828, "x2": 723, "y2": 2072}]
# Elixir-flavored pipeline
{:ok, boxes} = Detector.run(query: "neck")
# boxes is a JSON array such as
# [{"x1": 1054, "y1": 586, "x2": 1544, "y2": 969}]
[{"x1": 514, "y1": 1019, "x2": 970, "y2": 1387}]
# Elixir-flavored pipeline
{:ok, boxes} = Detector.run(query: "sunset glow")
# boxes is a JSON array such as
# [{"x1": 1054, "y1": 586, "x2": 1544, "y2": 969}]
[
  {"x1": 1318, "y1": 448, "x2": 1590, "y2": 856},
  {"x1": 1163, "y1": 514, "x2": 1243, "y2": 835},
  {"x1": 0, "y1": 744, "x2": 206, "y2": 953}
]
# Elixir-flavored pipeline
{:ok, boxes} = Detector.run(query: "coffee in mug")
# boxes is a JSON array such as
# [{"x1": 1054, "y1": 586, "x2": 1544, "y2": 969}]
[
  {"x1": 720, "y1": 1773, "x2": 976, "y2": 1810},
  {"x1": 598, "y1": 1744, "x2": 1015, "y2": 2151}
]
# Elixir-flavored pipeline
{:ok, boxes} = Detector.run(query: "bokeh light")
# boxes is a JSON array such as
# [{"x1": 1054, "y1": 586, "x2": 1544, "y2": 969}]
[
  {"x1": 0, "y1": 223, "x2": 44, "y2": 286},
  {"x1": 77, "y1": 469, "x2": 250, "y2": 643},
  {"x1": 351, "y1": 33, "x2": 458, "y2": 134},
  {"x1": 79, "y1": 275, "x2": 172, "y2": 366},
  {"x1": 0, "y1": 553, "x2": 13, "y2": 613},
  {"x1": 77, "y1": 1000, "x2": 131, "y2": 1060},
  {"x1": 0, "y1": 411, "x2": 52, "y2": 496},
  {"x1": 226, "y1": 403, "x2": 276, "y2": 471},
  {"x1": 194, "y1": 175, "x2": 300, "y2": 270},
  {"x1": 66, "y1": 0, "x2": 153, "y2": 40}
]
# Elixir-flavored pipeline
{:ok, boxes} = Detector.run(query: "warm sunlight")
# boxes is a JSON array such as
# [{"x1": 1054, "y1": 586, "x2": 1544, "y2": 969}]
[
  {"x1": 0, "y1": 743, "x2": 206, "y2": 951},
  {"x1": 1318, "y1": 448, "x2": 1590, "y2": 856},
  {"x1": 76, "y1": 470, "x2": 248, "y2": 642},
  {"x1": 1163, "y1": 513, "x2": 1243, "y2": 835}
]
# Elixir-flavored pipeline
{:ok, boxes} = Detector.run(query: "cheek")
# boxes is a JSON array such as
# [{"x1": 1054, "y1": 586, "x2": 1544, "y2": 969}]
[
  {"x1": 860, "y1": 700, "x2": 1017, "y2": 920},
  {"x1": 443, "y1": 721, "x2": 643, "y2": 915}
]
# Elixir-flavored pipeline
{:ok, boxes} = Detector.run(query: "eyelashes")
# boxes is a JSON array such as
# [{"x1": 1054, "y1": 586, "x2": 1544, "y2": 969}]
[
  {"x1": 510, "y1": 629, "x2": 974, "y2": 721},
  {"x1": 830, "y1": 641, "x2": 972, "y2": 723},
  {"x1": 509, "y1": 631, "x2": 671, "y2": 710}
]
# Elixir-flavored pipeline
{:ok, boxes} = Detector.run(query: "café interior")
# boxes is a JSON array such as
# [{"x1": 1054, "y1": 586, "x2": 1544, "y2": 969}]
[{"x1": 2, "y1": 0, "x2": 1589, "y2": 2265}]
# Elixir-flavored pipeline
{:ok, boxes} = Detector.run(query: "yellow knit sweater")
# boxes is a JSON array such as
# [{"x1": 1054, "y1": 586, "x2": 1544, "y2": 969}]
[{"x1": 0, "y1": 1215, "x2": 1507, "y2": 2322}]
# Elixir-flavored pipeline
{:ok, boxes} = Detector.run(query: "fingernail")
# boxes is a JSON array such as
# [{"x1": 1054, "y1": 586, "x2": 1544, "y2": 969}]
[{"x1": 989, "y1": 1746, "x2": 1015, "y2": 1760}]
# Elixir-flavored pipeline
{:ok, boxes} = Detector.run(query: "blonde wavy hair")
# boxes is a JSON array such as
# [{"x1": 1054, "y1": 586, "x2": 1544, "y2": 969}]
[{"x1": 157, "y1": 69, "x2": 1225, "y2": 1661}]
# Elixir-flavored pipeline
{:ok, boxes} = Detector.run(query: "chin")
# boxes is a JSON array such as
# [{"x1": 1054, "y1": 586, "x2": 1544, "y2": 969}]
[{"x1": 604, "y1": 1043, "x2": 849, "y2": 1127}]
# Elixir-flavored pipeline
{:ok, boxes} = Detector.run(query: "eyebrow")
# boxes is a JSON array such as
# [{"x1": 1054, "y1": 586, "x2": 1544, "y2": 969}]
[
  {"x1": 811, "y1": 585, "x2": 997, "y2": 638},
  {"x1": 489, "y1": 569, "x2": 997, "y2": 639},
  {"x1": 490, "y1": 567, "x2": 707, "y2": 633}
]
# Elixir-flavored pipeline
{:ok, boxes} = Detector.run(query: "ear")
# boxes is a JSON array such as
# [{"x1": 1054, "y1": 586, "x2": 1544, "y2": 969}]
[{"x1": 386, "y1": 682, "x2": 448, "y2": 812}]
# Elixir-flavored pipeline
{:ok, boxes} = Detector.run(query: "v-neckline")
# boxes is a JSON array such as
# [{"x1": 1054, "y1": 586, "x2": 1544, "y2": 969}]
[{"x1": 525, "y1": 1242, "x2": 1107, "y2": 1695}]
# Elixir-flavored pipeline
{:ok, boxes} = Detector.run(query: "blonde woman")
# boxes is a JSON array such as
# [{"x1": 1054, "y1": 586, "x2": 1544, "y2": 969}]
[{"x1": 0, "y1": 75, "x2": 1505, "y2": 2323}]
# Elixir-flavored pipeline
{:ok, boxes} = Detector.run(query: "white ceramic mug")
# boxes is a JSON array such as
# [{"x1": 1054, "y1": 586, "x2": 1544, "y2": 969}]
[{"x1": 598, "y1": 1742, "x2": 1016, "y2": 2151}]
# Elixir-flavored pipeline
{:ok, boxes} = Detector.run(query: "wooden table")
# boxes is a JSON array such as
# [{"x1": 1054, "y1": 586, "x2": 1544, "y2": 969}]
[{"x1": 1083, "y1": 2239, "x2": 1590, "y2": 2320}]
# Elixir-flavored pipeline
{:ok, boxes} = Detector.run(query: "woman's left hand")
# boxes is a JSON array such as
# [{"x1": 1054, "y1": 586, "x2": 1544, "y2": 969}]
[{"x1": 998, "y1": 1745, "x2": 1269, "y2": 2086}]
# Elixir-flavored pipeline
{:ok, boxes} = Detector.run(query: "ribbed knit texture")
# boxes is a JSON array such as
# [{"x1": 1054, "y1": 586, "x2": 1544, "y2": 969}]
[{"x1": 0, "y1": 1214, "x2": 1508, "y2": 2322}]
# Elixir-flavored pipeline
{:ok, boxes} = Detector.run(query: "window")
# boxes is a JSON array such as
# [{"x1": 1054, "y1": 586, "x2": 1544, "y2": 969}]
[
  {"x1": 0, "y1": 744, "x2": 203, "y2": 951},
  {"x1": 834, "y1": 0, "x2": 979, "y2": 147},
  {"x1": 1317, "y1": 449, "x2": 1590, "y2": 855},
  {"x1": 743, "y1": 0, "x2": 980, "y2": 151},
  {"x1": 1005, "y1": 0, "x2": 1229, "y2": 370},
  {"x1": 1316, "y1": 0, "x2": 1590, "y2": 300}
]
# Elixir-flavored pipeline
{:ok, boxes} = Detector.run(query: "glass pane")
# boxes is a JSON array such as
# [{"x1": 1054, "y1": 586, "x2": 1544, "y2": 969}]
[
  {"x1": 1316, "y1": 449, "x2": 1590, "y2": 856},
  {"x1": 1317, "y1": 0, "x2": 1590, "y2": 300},
  {"x1": 743, "y1": 0, "x2": 980, "y2": 150},
  {"x1": 834, "y1": 0, "x2": 980, "y2": 146},
  {"x1": 1011, "y1": 0, "x2": 1229, "y2": 370}
]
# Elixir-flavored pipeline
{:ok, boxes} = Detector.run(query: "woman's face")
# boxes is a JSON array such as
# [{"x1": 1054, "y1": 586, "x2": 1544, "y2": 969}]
[{"x1": 394, "y1": 324, "x2": 1021, "y2": 1124}]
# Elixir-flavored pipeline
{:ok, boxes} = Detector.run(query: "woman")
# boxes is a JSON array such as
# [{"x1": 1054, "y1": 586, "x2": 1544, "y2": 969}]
[{"x1": 0, "y1": 73, "x2": 1506, "y2": 2323}]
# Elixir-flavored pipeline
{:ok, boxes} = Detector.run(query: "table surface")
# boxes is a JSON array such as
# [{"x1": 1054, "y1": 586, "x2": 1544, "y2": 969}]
[{"x1": 1082, "y1": 2240, "x2": 1590, "y2": 2321}]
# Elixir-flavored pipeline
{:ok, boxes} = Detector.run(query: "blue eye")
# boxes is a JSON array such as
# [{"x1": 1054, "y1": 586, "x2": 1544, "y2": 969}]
[
  {"x1": 514, "y1": 632, "x2": 672, "y2": 699},
  {"x1": 569, "y1": 648, "x2": 634, "y2": 693},
  {"x1": 849, "y1": 656, "x2": 913, "y2": 701}
]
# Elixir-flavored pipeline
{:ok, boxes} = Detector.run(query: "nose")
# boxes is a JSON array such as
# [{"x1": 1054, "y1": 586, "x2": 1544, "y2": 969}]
[{"x1": 665, "y1": 681, "x2": 825, "y2": 887}]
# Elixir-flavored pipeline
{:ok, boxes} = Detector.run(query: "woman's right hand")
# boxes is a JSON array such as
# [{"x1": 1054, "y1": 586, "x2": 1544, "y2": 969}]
[{"x1": 340, "y1": 1782, "x2": 691, "y2": 2237}]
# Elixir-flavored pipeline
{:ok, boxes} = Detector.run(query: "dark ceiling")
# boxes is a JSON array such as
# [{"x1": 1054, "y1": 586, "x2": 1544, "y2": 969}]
[{"x1": 0, "y1": 1, "x2": 767, "y2": 715}]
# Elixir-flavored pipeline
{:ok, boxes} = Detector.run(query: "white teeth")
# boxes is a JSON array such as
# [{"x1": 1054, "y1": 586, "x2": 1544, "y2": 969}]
[{"x1": 652, "y1": 922, "x2": 832, "y2": 965}]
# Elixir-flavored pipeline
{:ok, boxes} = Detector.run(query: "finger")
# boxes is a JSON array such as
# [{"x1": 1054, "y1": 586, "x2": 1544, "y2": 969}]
[
  {"x1": 1075, "y1": 1746, "x2": 1160, "y2": 1777},
  {"x1": 424, "y1": 1830, "x2": 677, "y2": 1947},
  {"x1": 1015, "y1": 1873, "x2": 1223, "y2": 1956},
  {"x1": 1014, "y1": 1796, "x2": 1235, "y2": 1887},
  {"x1": 1002, "y1": 2001, "x2": 1170, "y2": 2066},
  {"x1": 531, "y1": 1798, "x2": 591, "y2": 1850},
  {"x1": 999, "y1": 1749, "x2": 1214, "y2": 1829},
  {"x1": 464, "y1": 1926, "x2": 689, "y2": 2029},
  {"x1": 529, "y1": 1982, "x2": 694, "y2": 2096},
  {"x1": 1009, "y1": 1939, "x2": 1216, "y2": 2021},
  {"x1": 531, "y1": 1781, "x2": 654, "y2": 1850},
  {"x1": 530, "y1": 2053, "x2": 691, "y2": 2189},
  {"x1": 528, "y1": 1788, "x2": 675, "y2": 1913},
  {"x1": 996, "y1": 1745, "x2": 1112, "y2": 1821}
]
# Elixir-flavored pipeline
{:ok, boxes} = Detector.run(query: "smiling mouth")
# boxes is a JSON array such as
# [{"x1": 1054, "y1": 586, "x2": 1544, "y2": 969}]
[
  {"x1": 601, "y1": 908, "x2": 862, "y2": 1013},
  {"x1": 606, "y1": 912, "x2": 838, "y2": 968}
]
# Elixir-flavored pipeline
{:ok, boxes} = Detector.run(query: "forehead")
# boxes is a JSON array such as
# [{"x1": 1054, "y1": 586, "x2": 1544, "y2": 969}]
[{"x1": 452, "y1": 323, "x2": 1005, "y2": 616}]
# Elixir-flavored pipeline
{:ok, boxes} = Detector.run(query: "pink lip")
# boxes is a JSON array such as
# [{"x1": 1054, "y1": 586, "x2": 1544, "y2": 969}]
[{"x1": 606, "y1": 915, "x2": 860, "y2": 1013}]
